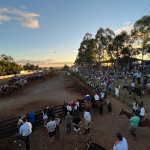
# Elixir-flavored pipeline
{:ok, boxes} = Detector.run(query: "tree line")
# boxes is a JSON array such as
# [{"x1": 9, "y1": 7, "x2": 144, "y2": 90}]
[
  {"x1": 74, "y1": 15, "x2": 150, "y2": 67},
  {"x1": 0, "y1": 53, "x2": 63, "y2": 76}
]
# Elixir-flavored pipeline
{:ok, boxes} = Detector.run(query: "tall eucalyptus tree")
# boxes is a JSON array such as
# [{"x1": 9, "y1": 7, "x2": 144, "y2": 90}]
[
  {"x1": 107, "y1": 31, "x2": 130, "y2": 85},
  {"x1": 131, "y1": 15, "x2": 150, "y2": 67},
  {"x1": 75, "y1": 33, "x2": 97, "y2": 66},
  {"x1": 95, "y1": 28, "x2": 115, "y2": 64},
  {"x1": 107, "y1": 31, "x2": 131, "y2": 63}
]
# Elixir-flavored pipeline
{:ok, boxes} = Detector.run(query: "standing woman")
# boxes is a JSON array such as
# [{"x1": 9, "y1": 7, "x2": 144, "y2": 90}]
[{"x1": 42, "y1": 108, "x2": 48, "y2": 127}]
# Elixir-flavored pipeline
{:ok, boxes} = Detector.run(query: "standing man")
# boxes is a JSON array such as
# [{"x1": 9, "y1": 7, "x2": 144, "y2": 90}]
[
  {"x1": 19, "y1": 116, "x2": 32, "y2": 150},
  {"x1": 65, "y1": 112, "x2": 73, "y2": 134},
  {"x1": 113, "y1": 132, "x2": 128, "y2": 150},
  {"x1": 62, "y1": 101, "x2": 67, "y2": 116},
  {"x1": 54, "y1": 114, "x2": 61, "y2": 139},
  {"x1": 47, "y1": 106, "x2": 55, "y2": 120},
  {"x1": 73, "y1": 114, "x2": 81, "y2": 146},
  {"x1": 67, "y1": 102, "x2": 73, "y2": 115},
  {"x1": 129, "y1": 112, "x2": 140, "y2": 139},
  {"x1": 47, "y1": 117, "x2": 56, "y2": 142},
  {"x1": 94, "y1": 92, "x2": 99, "y2": 109},
  {"x1": 28, "y1": 110, "x2": 36, "y2": 132},
  {"x1": 139, "y1": 104, "x2": 145, "y2": 120},
  {"x1": 84, "y1": 110, "x2": 91, "y2": 135},
  {"x1": 73, "y1": 114, "x2": 81, "y2": 134}
]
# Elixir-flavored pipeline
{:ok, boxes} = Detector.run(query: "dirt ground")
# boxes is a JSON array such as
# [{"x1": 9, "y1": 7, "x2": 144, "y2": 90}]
[{"x1": 0, "y1": 71, "x2": 150, "y2": 150}]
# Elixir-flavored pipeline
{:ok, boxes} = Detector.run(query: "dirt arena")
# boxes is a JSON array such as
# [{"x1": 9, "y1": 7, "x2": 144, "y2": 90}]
[{"x1": 0, "y1": 71, "x2": 150, "y2": 150}]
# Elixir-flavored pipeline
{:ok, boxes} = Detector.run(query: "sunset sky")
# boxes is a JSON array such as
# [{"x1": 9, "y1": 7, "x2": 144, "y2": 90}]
[{"x1": 0, "y1": 0, "x2": 150, "y2": 67}]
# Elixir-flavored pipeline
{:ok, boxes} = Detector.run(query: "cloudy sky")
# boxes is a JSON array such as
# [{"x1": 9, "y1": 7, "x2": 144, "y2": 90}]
[{"x1": 0, "y1": 0, "x2": 150, "y2": 67}]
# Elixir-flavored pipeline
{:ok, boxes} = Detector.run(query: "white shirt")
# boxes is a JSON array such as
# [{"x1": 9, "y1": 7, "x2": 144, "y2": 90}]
[
  {"x1": 94, "y1": 94, "x2": 99, "y2": 101},
  {"x1": 43, "y1": 113, "x2": 48, "y2": 120},
  {"x1": 132, "y1": 102, "x2": 138, "y2": 110},
  {"x1": 84, "y1": 111, "x2": 91, "y2": 122},
  {"x1": 18, "y1": 119, "x2": 24, "y2": 125},
  {"x1": 113, "y1": 137, "x2": 128, "y2": 150},
  {"x1": 139, "y1": 107, "x2": 145, "y2": 116},
  {"x1": 131, "y1": 82, "x2": 135, "y2": 88},
  {"x1": 75, "y1": 101, "x2": 79, "y2": 107},
  {"x1": 19, "y1": 122, "x2": 32, "y2": 136},
  {"x1": 100, "y1": 92, "x2": 105, "y2": 98},
  {"x1": 67, "y1": 105, "x2": 72, "y2": 111}
]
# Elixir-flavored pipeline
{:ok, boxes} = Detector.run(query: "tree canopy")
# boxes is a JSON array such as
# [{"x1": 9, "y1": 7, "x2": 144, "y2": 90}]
[
  {"x1": 0, "y1": 54, "x2": 22, "y2": 76},
  {"x1": 131, "y1": 15, "x2": 150, "y2": 66},
  {"x1": 74, "y1": 15, "x2": 150, "y2": 67}
]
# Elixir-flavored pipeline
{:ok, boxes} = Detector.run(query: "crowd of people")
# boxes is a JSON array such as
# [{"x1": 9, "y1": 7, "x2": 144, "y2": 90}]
[
  {"x1": 0, "y1": 72, "x2": 47, "y2": 97},
  {"x1": 78, "y1": 65, "x2": 150, "y2": 98},
  {"x1": 15, "y1": 101, "x2": 91, "y2": 150},
  {"x1": 13, "y1": 65, "x2": 150, "y2": 150},
  {"x1": 14, "y1": 100, "x2": 144, "y2": 150}
]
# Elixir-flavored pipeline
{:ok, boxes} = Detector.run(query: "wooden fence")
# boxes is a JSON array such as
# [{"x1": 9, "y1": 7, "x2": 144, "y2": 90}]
[{"x1": 0, "y1": 99, "x2": 85, "y2": 140}]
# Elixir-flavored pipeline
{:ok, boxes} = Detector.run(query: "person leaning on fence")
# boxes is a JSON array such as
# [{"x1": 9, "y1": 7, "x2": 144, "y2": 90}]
[
  {"x1": 15, "y1": 116, "x2": 32, "y2": 150},
  {"x1": 73, "y1": 103, "x2": 78, "y2": 116},
  {"x1": 65, "y1": 112, "x2": 73, "y2": 134},
  {"x1": 47, "y1": 117, "x2": 56, "y2": 142},
  {"x1": 17, "y1": 115, "x2": 25, "y2": 131},
  {"x1": 54, "y1": 114, "x2": 61, "y2": 139},
  {"x1": 62, "y1": 101, "x2": 67, "y2": 116},
  {"x1": 47, "y1": 106, "x2": 55, "y2": 120},
  {"x1": 75, "y1": 99, "x2": 79, "y2": 111},
  {"x1": 67, "y1": 102, "x2": 73, "y2": 115},
  {"x1": 42, "y1": 108, "x2": 48, "y2": 127}
]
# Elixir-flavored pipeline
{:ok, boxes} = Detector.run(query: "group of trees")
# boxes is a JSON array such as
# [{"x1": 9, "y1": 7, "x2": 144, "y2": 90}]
[
  {"x1": 62, "y1": 64, "x2": 70, "y2": 71},
  {"x1": 23, "y1": 63, "x2": 39, "y2": 70},
  {"x1": 0, "y1": 54, "x2": 22, "y2": 76},
  {"x1": 74, "y1": 15, "x2": 150, "y2": 67}
]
